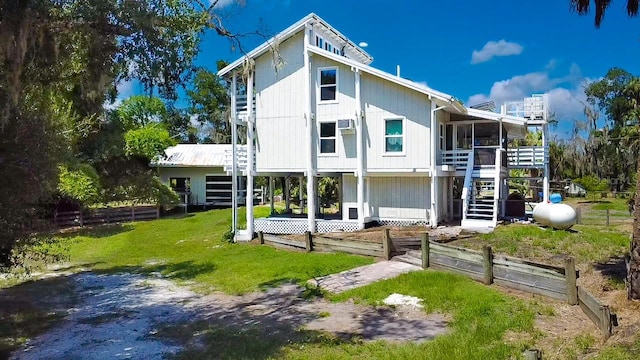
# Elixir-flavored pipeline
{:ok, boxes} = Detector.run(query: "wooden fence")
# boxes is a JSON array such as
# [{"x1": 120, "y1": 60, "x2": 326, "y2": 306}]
[
  {"x1": 576, "y1": 208, "x2": 632, "y2": 226},
  {"x1": 257, "y1": 228, "x2": 618, "y2": 338},
  {"x1": 54, "y1": 205, "x2": 160, "y2": 227}
]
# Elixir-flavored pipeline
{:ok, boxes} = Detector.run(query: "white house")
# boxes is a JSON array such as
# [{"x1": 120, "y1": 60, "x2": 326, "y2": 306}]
[
  {"x1": 217, "y1": 13, "x2": 550, "y2": 240},
  {"x1": 152, "y1": 144, "x2": 247, "y2": 207}
]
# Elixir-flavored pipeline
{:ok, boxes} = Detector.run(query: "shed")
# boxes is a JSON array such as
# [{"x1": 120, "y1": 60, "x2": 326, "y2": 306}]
[
  {"x1": 565, "y1": 182, "x2": 586, "y2": 197},
  {"x1": 151, "y1": 144, "x2": 244, "y2": 206}
]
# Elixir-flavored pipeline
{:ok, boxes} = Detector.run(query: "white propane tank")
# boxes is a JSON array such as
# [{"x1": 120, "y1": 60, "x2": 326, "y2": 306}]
[{"x1": 532, "y1": 202, "x2": 577, "y2": 230}]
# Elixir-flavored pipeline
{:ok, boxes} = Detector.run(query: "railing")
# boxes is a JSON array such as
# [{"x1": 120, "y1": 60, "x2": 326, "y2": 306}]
[
  {"x1": 461, "y1": 154, "x2": 475, "y2": 222},
  {"x1": 493, "y1": 148, "x2": 502, "y2": 223},
  {"x1": 507, "y1": 146, "x2": 547, "y2": 167},
  {"x1": 236, "y1": 94, "x2": 256, "y2": 115},
  {"x1": 441, "y1": 150, "x2": 471, "y2": 168},
  {"x1": 223, "y1": 145, "x2": 249, "y2": 173}
]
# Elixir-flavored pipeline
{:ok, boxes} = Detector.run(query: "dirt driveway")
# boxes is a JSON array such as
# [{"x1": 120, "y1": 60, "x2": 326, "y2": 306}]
[{"x1": 4, "y1": 271, "x2": 447, "y2": 359}]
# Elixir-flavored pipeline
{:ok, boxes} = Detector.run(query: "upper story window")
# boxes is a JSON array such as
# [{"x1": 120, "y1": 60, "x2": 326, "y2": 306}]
[
  {"x1": 456, "y1": 124, "x2": 473, "y2": 150},
  {"x1": 385, "y1": 118, "x2": 404, "y2": 153},
  {"x1": 439, "y1": 124, "x2": 445, "y2": 151},
  {"x1": 319, "y1": 67, "x2": 338, "y2": 103},
  {"x1": 320, "y1": 121, "x2": 336, "y2": 154}
]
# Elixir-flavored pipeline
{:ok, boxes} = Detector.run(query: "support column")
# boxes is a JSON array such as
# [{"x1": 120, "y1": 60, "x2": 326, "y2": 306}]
[
  {"x1": 298, "y1": 176, "x2": 304, "y2": 215},
  {"x1": 338, "y1": 175, "x2": 343, "y2": 220},
  {"x1": 269, "y1": 176, "x2": 275, "y2": 215},
  {"x1": 231, "y1": 72, "x2": 238, "y2": 235},
  {"x1": 542, "y1": 123, "x2": 550, "y2": 203},
  {"x1": 355, "y1": 69, "x2": 365, "y2": 230},
  {"x1": 303, "y1": 24, "x2": 316, "y2": 233},
  {"x1": 285, "y1": 177, "x2": 291, "y2": 213},
  {"x1": 245, "y1": 69, "x2": 255, "y2": 237},
  {"x1": 429, "y1": 100, "x2": 438, "y2": 227}
]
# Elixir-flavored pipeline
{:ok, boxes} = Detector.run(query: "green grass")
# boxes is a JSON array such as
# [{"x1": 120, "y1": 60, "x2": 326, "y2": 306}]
[
  {"x1": 60, "y1": 207, "x2": 373, "y2": 294},
  {"x1": 453, "y1": 223, "x2": 629, "y2": 266},
  {"x1": 275, "y1": 271, "x2": 538, "y2": 360}
]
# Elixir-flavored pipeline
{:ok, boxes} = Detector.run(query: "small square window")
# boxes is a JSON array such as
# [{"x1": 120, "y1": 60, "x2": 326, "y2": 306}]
[
  {"x1": 320, "y1": 122, "x2": 336, "y2": 154},
  {"x1": 319, "y1": 68, "x2": 338, "y2": 102},
  {"x1": 385, "y1": 119, "x2": 403, "y2": 153}
]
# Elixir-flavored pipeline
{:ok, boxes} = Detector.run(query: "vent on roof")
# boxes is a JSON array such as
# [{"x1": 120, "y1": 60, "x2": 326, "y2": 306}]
[{"x1": 470, "y1": 101, "x2": 496, "y2": 112}]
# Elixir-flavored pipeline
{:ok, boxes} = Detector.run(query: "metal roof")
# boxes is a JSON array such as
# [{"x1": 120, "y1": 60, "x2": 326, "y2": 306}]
[{"x1": 151, "y1": 144, "x2": 232, "y2": 167}]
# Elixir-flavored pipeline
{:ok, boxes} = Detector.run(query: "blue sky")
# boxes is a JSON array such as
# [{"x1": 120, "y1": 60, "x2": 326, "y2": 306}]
[{"x1": 122, "y1": 0, "x2": 640, "y2": 138}]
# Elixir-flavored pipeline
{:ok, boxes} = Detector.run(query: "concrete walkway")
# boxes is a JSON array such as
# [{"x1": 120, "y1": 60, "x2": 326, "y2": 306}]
[{"x1": 308, "y1": 260, "x2": 422, "y2": 293}]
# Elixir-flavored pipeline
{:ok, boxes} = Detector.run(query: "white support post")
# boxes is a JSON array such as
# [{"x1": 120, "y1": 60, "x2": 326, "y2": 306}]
[
  {"x1": 429, "y1": 100, "x2": 438, "y2": 227},
  {"x1": 355, "y1": 68, "x2": 365, "y2": 230},
  {"x1": 304, "y1": 24, "x2": 316, "y2": 233},
  {"x1": 285, "y1": 177, "x2": 291, "y2": 213},
  {"x1": 269, "y1": 176, "x2": 275, "y2": 215},
  {"x1": 542, "y1": 123, "x2": 550, "y2": 202},
  {"x1": 298, "y1": 176, "x2": 304, "y2": 214},
  {"x1": 231, "y1": 72, "x2": 238, "y2": 235},
  {"x1": 245, "y1": 69, "x2": 255, "y2": 238}
]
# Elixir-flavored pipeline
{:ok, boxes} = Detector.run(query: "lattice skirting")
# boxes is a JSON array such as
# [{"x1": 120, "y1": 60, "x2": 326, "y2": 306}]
[
  {"x1": 255, "y1": 218, "x2": 360, "y2": 234},
  {"x1": 377, "y1": 219, "x2": 429, "y2": 227}
]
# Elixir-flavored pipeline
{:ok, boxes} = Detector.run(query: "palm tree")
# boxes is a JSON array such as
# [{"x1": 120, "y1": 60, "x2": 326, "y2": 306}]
[
  {"x1": 570, "y1": 1, "x2": 640, "y2": 299},
  {"x1": 571, "y1": 0, "x2": 638, "y2": 27}
]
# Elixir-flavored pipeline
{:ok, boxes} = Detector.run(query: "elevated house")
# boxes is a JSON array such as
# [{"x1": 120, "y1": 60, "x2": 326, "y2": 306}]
[{"x1": 218, "y1": 13, "x2": 550, "y2": 240}]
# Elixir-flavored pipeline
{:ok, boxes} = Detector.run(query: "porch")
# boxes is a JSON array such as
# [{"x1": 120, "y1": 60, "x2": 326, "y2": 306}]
[{"x1": 441, "y1": 146, "x2": 547, "y2": 170}]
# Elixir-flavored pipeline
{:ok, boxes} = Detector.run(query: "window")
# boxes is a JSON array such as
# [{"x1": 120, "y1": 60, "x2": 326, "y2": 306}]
[
  {"x1": 319, "y1": 121, "x2": 336, "y2": 154},
  {"x1": 445, "y1": 124, "x2": 453, "y2": 150},
  {"x1": 385, "y1": 119, "x2": 404, "y2": 153},
  {"x1": 439, "y1": 123, "x2": 445, "y2": 151},
  {"x1": 170, "y1": 177, "x2": 190, "y2": 193},
  {"x1": 319, "y1": 67, "x2": 338, "y2": 102}
]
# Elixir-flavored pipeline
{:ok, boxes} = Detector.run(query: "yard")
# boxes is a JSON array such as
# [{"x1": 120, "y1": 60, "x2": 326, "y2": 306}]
[{"x1": 0, "y1": 200, "x2": 638, "y2": 359}]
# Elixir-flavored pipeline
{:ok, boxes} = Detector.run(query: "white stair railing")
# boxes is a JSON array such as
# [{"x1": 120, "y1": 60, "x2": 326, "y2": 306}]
[
  {"x1": 493, "y1": 148, "x2": 503, "y2": 223},
  {"x1": 223, "y1": 145, "x2": 248, "y2": 174},
  {"x1": 461, "y1": 153, "x2": 475, "y2": 222}
]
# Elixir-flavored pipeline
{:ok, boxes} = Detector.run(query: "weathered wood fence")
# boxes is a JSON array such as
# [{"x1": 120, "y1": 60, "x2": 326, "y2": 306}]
[
  {"x1": 54, "y1": 205, "x2": 160, "y2": 227},
  {"x1": 257, "y1": 228, "x2": 618, "y2": 338}
]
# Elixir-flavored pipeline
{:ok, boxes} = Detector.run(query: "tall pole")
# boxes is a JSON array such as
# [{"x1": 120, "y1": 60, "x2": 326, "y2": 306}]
[
  {"x1": 304, "y1": 24, "x2": 316, "y2": 233},
  {"x1": 355, "y1": 69, "x2": 365, "y2": 230},
  {"x1": 231, "y1": 72, "x2": 238, "y2": 235},
  {"x1": 245, "y1": 68, "x2": 254, "y2": 237}
]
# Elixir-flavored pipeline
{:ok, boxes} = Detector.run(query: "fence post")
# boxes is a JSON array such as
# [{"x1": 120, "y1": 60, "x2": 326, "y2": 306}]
[
  {"x1": 258, "y1": 231, "x2": 264, "y2": 245},
  {"x1": 606, "y1": 209, "x2": 610, "y2": 226},
  {"x1": 524, "y1": 349, "x2": 542, "y2": 360},
  {"x1": 156, "y1": 205, "x2": 160, "y2": 219},
  {"x1": 131, "y1": 205, "x2": 135, "y2": 221},
  {"x1": 382, "y1": 228, "x2": 392, "y2": 260},
  {"x1": 421, "y1": 233, "x2": 430, "y2": 269},
  {"x1": 576, "y1": 207, "x2": 582, "y2": 224},
  {"x1": 483, "y1": 245, "x2": 494, "y2": 285},
  {"x1": 54, "y1": 209, "x2": 58, "y2": 226},
  {"x1": 600, "y1": 305, "x2": 612, "y2": 339},
  {"x1": 106, "y1": 206, "x2": 111, "y2": 224},
  {"x1": 305, "y1": 231, "x2": 313, "y2": 252},
  {"x1": 565, "y1": 257, "x2": 578, "y2": 305},
  {"x1": 79, "y1": 209, "x2": 84, "y2": 227}
]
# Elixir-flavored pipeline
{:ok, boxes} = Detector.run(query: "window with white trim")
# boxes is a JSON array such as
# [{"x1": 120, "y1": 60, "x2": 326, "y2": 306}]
[
  {"x1": 384, "y1": 118, "x2": 404, "y2": 153},
  {"x1": 439, "y1": 123, "x2": 445, "y2": 151},
  {"x1": 319, "y1": 67, "x2": 338, "y2": 102},
  {"x1": 319, "y1": 121, "x2": 336, "y2": 154}
]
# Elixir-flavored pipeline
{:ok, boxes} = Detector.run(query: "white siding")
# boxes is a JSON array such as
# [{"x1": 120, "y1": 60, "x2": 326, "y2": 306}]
[
  {"x1": 312, "y1": 57, "x2": 358, "y2": 171},
  {"x1": 254, "y1": 31, "x2": 307, "y2": 172},
  {"x1": 361, "y1": 74, "x2": 431, "y2": 171},
  {"x1": 368, "y1": 176, "x2": 430, "y2": 220},
  {"x1": 158, "y1": 167, "x2": 225, "y2": 205}
]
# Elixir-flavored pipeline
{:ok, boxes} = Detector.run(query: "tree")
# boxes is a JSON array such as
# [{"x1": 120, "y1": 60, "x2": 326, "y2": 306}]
[
  {"x1": 0, "y1": 0, "x2": 240, "y2": 266},
  {"x1": 187, "y1": 68, "x2": 231, "y2": 143},
  {"x1": 570, "y1": 0, "x2": 640, "y2": 299}
]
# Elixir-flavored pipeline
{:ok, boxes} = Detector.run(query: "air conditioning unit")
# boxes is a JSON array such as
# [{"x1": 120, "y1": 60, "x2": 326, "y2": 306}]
[{"x1": 337, "y1": 118, "x2": 355, "y2": 134}]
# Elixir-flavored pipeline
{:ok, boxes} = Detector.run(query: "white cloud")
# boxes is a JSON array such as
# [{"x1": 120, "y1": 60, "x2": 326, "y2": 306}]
[
  {"x1": 467, "y1": 63, "x2": 592, "y2": 123},
  {"x1": 471, "y1": 40, "x2": 523, "y2": 64}
]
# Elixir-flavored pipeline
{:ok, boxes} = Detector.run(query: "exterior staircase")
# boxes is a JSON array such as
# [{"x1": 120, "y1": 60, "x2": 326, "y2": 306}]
[{"x1": 460, "y1": 149, "x2": 503, "y2": 233}]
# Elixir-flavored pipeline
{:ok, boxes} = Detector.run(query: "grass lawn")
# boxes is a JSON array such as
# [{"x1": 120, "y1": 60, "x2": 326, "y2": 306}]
[
  {"x1": 281, "y1": 271, "x2": 537, "y2": 360},
  {"x1": 57, "y1": 206, "x2": 373, "y2": 294}
]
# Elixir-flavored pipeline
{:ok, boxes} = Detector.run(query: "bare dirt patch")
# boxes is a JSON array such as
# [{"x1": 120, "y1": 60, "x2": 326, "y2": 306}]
[{"x1": 4, "y1": 272, "x2": 448, "y2": 359}]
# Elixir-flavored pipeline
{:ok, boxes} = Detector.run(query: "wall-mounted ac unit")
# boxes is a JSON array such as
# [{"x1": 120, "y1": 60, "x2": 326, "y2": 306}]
[{"x1": 337, "y1": 118, "x2": 355, "y2": 134}]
